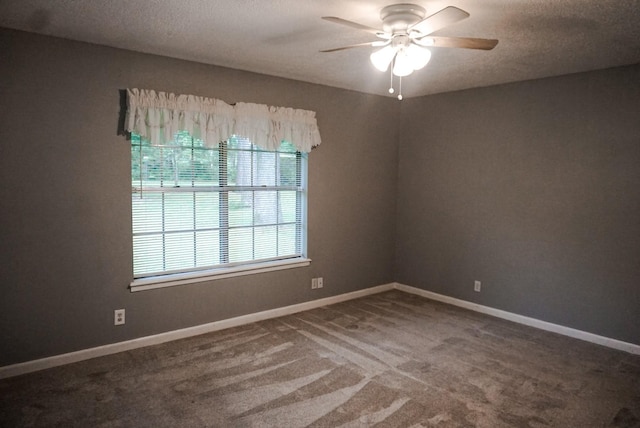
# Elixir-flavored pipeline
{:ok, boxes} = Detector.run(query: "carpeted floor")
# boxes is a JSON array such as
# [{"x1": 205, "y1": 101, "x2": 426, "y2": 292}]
[{"x1": 1, "y1": 290, "x2": 639, "y2": 427}]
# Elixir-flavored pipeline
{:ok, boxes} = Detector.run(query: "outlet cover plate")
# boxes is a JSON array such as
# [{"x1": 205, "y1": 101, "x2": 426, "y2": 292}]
[{"x1": 114, "y1": 309, "x2": 125, "y2": 325}]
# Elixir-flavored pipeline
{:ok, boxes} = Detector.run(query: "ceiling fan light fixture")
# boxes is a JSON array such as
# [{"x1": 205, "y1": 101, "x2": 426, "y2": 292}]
[
  {"x1": 392, "y1": 49, "x2": 414, "y2": 77},
  {"x1": 321, "y1": 4, "x2": 498, "y2": 98},
  {"x1": 370, "y1": 45, "x2": 397, "y2": 72},
  {"x1": 406, "y1": 44, "x2": 431, "y2": 70}
]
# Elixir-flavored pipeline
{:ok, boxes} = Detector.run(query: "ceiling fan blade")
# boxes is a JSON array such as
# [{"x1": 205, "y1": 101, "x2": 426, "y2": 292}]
[
  {"x1": 409, "y1": 6, "x2": 470, "y2": 35},
  {"x1": 321, "y1": 16, "x2": 383, "y2": 36},
  {"x1": 320, "y1": 41, "x2": 387, "y2": 53},
  {"x1": 422, "y1": 36, "x2": 499, "y2": 50}
]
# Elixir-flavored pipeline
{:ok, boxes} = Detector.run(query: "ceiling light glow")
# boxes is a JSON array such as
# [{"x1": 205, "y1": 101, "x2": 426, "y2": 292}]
[{"x1": 370, "y1": 45, "x2": 397, "y2": 72}]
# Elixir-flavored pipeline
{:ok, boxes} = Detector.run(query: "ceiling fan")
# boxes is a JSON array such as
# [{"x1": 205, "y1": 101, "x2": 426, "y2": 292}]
[{"x1": 321, "y1": 3, "x2": 498, "y2": 98}]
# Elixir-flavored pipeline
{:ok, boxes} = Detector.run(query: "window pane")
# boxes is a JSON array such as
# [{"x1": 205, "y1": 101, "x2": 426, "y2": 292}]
[
  {"x1": 131, "y1": 133, "x2": 306, "y2": 279},
  {"x1": 164, "y1": 193, "x2": 195, "y2": 232},
  {"x1": 279, "y1": 152, "x2": 298, "y2": 186},
  {"x1": 133, "y1": 234, "x2": 164, "y2": 276},
  {"x1": 229, "y1": 191, "x2": 253, "y2": 227},
  {"x1": 164, "y1": 232, "x2": 196, "y2": 271},
  {"x1": 228, "y1": 138, "x2": 252, "y2": 186},
  {"x1": 255, "y1": 226, "x2": 277, "y2": 259},
  {"x1": 255, "y1": 151, "x2": 276, "y2": 186},
  {"x1": 194, "y1": 193, "x2": 220, "y2": 229},
  {"x1": 193, "y1": 150, "x2": 219, "y2": 184},
  {"x1": 132, "y1": 193, "x2": 163, "y2": 234},
  {"x1": 229, "y1": 228, "x2": 254, "y2": 263},
  {"x1": 278, "y1": 224, "x2": 297, "y2": 256},
  {"x1": 254, "y1": 191, "x2": 278, "y2": 225},
  {"x1": 196, "y1": 230, "x2": 220, "y2": 267},
  {"x1": 279, "y1": 191, "x2": 297, "y2": 223}
]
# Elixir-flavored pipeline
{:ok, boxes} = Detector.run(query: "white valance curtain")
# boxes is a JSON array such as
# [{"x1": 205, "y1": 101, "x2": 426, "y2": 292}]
[{"x1": 125, "y1": 88, "x2": 321, "y2": 153}]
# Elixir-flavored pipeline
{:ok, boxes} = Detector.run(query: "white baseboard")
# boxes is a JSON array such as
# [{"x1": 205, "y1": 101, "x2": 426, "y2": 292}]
[
  {"x1": 0, "y1": 283, "x2": 394, "y2": 379},
  {"x1": 393, "y1": 282, "x2": 640, "y2": 356},
  {"x1": 2, "y1": 281, "x2": 638, "y2": 379}
]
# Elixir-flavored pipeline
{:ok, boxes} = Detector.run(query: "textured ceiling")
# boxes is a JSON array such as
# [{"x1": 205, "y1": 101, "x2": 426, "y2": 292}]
[{"x1": 1, "y1": 0, "x2": 639, "y2": 98}]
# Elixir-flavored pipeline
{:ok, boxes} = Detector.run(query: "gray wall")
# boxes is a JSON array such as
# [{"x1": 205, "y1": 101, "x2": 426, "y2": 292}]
[
  {"x1": 0, "y1": 29, "x2": 400, "y2": 366},
  {"x1": 396, "y1": 64, "x2": 640, "y2": 345},
  {"x1": 1, "y1": 27, "x2": 638, "y2": 367}
]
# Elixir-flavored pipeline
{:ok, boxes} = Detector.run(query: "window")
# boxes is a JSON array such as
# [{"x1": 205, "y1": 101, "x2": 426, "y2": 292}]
[
  {"x1": 130, "y1": 131, "x2": 308, "y2": 290},
  {"x1": 124, "y1": 88, "x2": 321, "y2": 291}
]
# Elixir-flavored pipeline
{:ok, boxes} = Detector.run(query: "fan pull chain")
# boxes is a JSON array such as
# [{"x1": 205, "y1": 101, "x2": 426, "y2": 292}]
[{"x1": 387, "y1": 59, "x2": 403, "y2": 100}]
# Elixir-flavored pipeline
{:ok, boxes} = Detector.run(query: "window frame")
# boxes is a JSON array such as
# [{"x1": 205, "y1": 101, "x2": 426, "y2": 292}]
[{"x1": 129, "y1": 133, "x2": 310, "y2": 292}]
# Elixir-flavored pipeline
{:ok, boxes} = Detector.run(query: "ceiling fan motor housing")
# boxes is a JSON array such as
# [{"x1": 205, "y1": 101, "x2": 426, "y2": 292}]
[{"x1": 380, "y1": 3, "x2": 426, "y2": 33}]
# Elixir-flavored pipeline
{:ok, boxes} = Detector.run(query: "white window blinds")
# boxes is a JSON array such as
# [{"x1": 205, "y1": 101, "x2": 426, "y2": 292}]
[{"x1": 131, "y1": 133, "x2": 306, "y2": 280}]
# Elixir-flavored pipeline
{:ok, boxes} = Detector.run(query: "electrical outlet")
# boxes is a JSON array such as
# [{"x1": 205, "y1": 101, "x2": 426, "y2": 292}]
[
  {"x1": 317, "y1": 277, "x2": 323, "y2": 288},
  {"x1": 114, "y1": 309, "x2": 125, "y2": 325},
  {"x1": 474, "y1": 280, "x2": 481, "y2": 292},
  {"x1": 311, "y1": 278, "x2": 318, "y2": 289}
]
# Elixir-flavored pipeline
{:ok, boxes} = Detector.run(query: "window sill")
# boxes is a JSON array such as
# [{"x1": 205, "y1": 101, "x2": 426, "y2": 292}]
[{"x1": 129, "y1": 258, "x2": 311, "y2": 292}]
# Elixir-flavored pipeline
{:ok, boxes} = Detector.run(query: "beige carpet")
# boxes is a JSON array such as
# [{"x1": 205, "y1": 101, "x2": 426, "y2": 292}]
[{"x1": 1, "y1": 290, "x2": 639, "y2": 427}]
